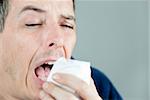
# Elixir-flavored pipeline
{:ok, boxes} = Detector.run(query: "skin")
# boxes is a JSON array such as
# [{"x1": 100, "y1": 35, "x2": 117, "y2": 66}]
[{"x1": 0, "y1": 0, "x2": 102, "y2": 100}]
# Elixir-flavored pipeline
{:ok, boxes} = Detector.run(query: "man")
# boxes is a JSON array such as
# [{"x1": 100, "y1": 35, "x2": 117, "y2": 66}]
[{"x1": 0, "y1": 0, "x2": 122, "y2": 100}]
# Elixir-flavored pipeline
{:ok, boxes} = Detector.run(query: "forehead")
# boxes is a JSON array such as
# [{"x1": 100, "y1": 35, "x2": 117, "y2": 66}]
[
  {"x1": 9, "y1": 0, "x2": 74, "y2": 15},
  {"x1": 10, "y1": 0, "x2": 73, "y2": 5}
]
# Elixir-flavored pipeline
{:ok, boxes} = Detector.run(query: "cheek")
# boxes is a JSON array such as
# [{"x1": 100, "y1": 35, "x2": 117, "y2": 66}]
[
  {"x1": 15, "y1": 33, "x2": 40, "y2": 75},
  {"x1": 0, "y1": 31, "x2": 40, "y2": 97},
  {"x1": 2, "y1": 32, "x2": 39, "y2": 81},
  {"x1": 64, "y1": 33, "x2": 76, "y2": 58},
  {"x1": 1, "y1": 34, "x2": 22, "y2": 79}
]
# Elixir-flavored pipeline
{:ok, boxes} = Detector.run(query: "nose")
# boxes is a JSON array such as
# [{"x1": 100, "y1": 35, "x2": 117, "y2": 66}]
[
  {"x1": 48, "y1": 36, "x2": 64, "y2": 48},
  {"x1": 46, "y1": 26, "x2": 64, "y2": 49}
]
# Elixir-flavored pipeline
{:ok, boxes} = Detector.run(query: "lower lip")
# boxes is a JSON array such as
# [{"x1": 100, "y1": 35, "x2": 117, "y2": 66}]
[{"x1": 33, "y1": 72, "x2": 45, "y2": 87}]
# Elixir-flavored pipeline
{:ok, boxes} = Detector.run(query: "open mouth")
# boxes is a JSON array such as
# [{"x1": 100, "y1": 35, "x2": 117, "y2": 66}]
[{"x1": 35, "y1": 62, "x2": 54, "y2": 81}]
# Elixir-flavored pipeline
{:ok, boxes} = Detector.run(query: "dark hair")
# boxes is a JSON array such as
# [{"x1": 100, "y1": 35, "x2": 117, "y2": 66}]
[
  {"x1": 0, "y1": 0, "x2": 9, "y2": 32},
  {"x1": 73, "y1": 0, "x2": 75, "y2": 9}
]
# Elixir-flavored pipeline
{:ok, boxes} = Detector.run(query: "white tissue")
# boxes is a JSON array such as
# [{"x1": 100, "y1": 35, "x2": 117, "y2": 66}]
[{"x1": 46, "y1": 57, "x2": 91, "y2": 93}]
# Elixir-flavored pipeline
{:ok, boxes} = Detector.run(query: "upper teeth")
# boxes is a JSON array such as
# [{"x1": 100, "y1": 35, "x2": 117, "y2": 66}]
[{"x1": 48, "y1": 62, "x2": 55, "y2": 65}]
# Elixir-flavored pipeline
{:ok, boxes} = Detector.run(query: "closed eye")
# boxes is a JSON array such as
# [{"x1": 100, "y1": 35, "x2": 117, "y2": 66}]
[
  {"x1": 25, "y1": 23, "x2": 42, "y2": 27},
  {"x1": 61, "y1": 24, "x2": 74, "y2": 29}
]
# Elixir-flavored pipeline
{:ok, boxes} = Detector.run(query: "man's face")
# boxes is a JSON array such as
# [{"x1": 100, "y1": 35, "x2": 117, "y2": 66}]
[{"x1": 0, "y1": 0, "x2": 76, "y2": 99}]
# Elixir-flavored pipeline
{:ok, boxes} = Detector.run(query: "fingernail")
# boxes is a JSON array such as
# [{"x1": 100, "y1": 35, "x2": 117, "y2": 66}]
[
  {"x1": 43, "y1": 82, "x2": 48, "y2": 89},
  {"x1": 52, "y1": 74, "x2": 60, "y2": 80},
  {"x1": 40, "y1": 91, "x2": 45, "y2": 99}
]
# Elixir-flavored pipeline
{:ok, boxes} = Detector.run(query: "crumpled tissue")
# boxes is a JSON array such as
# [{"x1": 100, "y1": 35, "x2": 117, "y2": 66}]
[{"x1": 47, "y1": 57, "x2": 91, "y2": 93}]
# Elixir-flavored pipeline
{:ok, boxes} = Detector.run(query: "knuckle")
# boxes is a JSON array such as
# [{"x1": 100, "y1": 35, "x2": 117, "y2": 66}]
[
  {"x1": 44, "y1": 83, "x2": 57, "y2": 95},
  {"x1": 66, "y1": 94, "x2": 77, "y2": 100},
  {"x1": 60, "y1": 92, "x2": 77, "y2": 100},
  {"x1": 43, "y1": 94, "x2": 50, "y2": 100},
  {"x1": 78, "y1": 82, "x2": 88, "y2": 92},
  {"x1": 49, "y1": 85, "x2": 57, "y2": 94}
]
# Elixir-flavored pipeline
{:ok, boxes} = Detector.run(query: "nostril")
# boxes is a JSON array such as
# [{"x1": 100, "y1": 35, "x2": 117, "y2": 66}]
[{"x1": 49, "y1": 43, "x2": 54, "y2": 47}]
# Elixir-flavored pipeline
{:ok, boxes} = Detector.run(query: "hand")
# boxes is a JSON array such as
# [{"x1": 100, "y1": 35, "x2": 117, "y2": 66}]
[{"x1": 39, "y1": 73, "x2": 102, "y2": 100}]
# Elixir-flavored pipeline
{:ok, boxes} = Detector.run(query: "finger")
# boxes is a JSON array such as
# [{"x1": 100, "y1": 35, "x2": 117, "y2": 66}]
[
  {"x1": 90, "y1": 78, "x2": 99, "y2": 95},
  {"x1": 39, "y1": 90, "x2": 54, "y2": 100},
  {"x1": 52, "y1": 73, "x2": 93, "y2": 99},
  {"x1": 52, "y1": 73, "x2": 102, "y2": 100},
  {"x1": 42, "y1": 82, "x2": 80, "y2": 100}
]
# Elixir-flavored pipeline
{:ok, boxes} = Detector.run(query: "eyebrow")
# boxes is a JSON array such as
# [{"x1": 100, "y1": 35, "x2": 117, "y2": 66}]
[
  {"x1": 61, "y1": 14, "x2": 76, "y2": 22},
  {"x1": 20, "y1": 5, "x2": 46, "y2": 14},
  {"x1": 19, "y1": 5, "x2": 76, "y2": 22}
]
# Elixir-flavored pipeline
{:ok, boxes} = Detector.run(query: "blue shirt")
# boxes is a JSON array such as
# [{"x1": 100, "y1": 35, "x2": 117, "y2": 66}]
[{"x1": 91, "y1": 67, "x2": 123, "y2": 100}]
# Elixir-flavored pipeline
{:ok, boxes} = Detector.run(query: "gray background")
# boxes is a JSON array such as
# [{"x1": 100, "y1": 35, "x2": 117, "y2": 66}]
[{"x1": 72, "y1": 0, "x2": 149, "y2": 100}]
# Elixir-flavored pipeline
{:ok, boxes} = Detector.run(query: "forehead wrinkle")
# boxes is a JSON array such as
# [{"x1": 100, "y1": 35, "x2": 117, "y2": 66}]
[
  {"x1": 19, "y1": 5, "x2": 46, "y2": 15},
  {"x1": 17, "y1": 0, "x2": 74, "y2": 15},
  {"x1": 9, "y1": 0, "x2": 75, "y2": 25}
]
